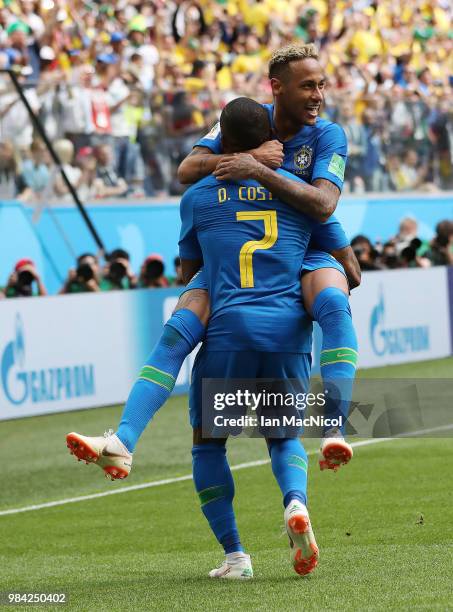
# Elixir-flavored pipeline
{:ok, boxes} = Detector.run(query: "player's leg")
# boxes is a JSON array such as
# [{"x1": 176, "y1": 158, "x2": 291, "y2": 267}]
[
  {"x1": 66, "y1": 271, "x2": 211, "y2": 479},
  {"x1": 261, "y1": 353, "x2": 319, "y2": 576},
  {"x1": 301, "y1": 253, "x2": 358, "y2": 471},
  {"x1": 114, "y1": 287, "x2": 209, "y2": 452},
  {"x1": 189, "y1": 349, "x2": 256, "y2": 579}
]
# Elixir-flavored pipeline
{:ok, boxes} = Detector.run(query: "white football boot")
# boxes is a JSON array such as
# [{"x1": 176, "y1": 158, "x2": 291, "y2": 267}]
[
  {"x1": 209, "y1": 553, "x2": 253, "y2": 579},
  {"x1": 66, "y1": 429, "x2": 132, "y2": 480},
  {"x1": 284, "y1": 499, "x2": 319, "y2": 576},
  {"x1": 319, "y1": 433, "x2": 353, "y2": 472}
]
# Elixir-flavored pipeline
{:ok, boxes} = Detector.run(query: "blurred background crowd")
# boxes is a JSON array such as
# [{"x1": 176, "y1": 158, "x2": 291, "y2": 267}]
[
  {"x1": 2, "y1": 216, "x2": 452, "y2": 297},
  {"x1": 0, "y1": 0, "x2": 452, "y2": 200}
]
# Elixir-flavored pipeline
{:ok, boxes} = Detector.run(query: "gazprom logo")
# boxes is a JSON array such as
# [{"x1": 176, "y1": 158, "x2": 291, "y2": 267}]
[
  {"x1": 1, "y1": 314, "x2": 95, "y2": 406},
  {"x1": 369, "y1": 286, "x2": 430, "y2": 356}
]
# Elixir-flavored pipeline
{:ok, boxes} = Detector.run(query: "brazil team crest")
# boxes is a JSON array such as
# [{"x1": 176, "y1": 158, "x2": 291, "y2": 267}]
[{"x1": 294, "y1": 145, "x2": 313, "y2": 174}]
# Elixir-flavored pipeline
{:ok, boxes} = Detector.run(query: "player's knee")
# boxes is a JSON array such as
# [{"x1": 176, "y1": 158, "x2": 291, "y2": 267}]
[
  {"x1": 302, "y1": 269, "x2": 348, "y2": 315},
  {"x1": 311, "y1": 287, "x2": 352, "y2": 324},
  {"x1": 175, "y1": 289, "x2": 210, "y2": 326}
]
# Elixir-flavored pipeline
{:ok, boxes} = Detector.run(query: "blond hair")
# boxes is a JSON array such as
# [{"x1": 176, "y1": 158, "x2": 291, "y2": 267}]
[
  {"x1": 269, "y1": 44, "x2": 319, "y2": 79},
  {"x1": 54, "y1": 139, "x2": 75, "y2": 165}
]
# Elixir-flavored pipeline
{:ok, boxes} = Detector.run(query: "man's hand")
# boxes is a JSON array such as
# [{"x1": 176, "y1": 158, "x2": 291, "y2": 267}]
[
  {"x1": 214, "y1": 153, "x2": 262, "y2": 181},
  {"x1": 251, "y1": 140, "x2": 284, "y2": 169}
]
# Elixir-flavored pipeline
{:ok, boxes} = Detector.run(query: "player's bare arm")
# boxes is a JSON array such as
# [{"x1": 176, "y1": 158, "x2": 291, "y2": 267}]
[
  {"x1": 175, "y1": 285, "x2": 211, "y2": 326},
  {"x1": 177, "y1": 141, "x2": 284, "y2": 184},
  {"x1": 330, "y1": 245, "x2": 361, "y2": 289},
  {"x1": 214, "y1": 153, "x2": 338, "y2": 222},
  {"x1": 180, "y1": 258, "x2": 203, "y2": 285},
  {"x1": 178, "y1": 147, "x2": 224, "y2": 184}
]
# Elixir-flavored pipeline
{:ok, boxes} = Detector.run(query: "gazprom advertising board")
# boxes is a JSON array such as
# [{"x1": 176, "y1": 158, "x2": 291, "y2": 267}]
[
  {"x1": 0, "y1": 288, "x2": 195, "y2": 421},
  {"x1": 0, "y1": 268, "x2": 451, "y2": 421},
  {"x1": 349, "y1": 267, "x2": 451, "y2": 368}
]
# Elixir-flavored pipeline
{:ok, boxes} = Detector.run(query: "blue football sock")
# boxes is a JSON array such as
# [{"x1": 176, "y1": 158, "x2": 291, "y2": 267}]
[
  {"x1": 192, "y1": 443, "x2": 243, "y2": 554},
  {"x1": 312, "y1": 287, "x2": 358, "y2": 436},
  {"x1": 116, "y1": 309, "x2": 205, "y2": 452},
  {"x1": 268, "y1": 438, "x2": 308, "y2": 508}
]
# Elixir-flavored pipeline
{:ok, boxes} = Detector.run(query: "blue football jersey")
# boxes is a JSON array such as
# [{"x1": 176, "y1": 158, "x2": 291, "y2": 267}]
[
  {"x1": 195, "y1": 104, "x2": 349, "y2": 251},
  {"x1": 196, "y1": 104, "x2": 347, "y2": 189},
  {"x1": 179, "y1": 170, "x2": 315, "y2": 352}
]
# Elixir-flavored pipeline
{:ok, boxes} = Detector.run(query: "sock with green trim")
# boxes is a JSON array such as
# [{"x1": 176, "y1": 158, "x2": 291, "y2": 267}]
[
  {"x1": 312, "y1": 287, "x2": 358, "y2": 436},
  {"x1": 268, "y1": 438, "x2": 308, "y2": 508},
  {"x1": 116, "y1": 309, "x2": 205, "y2": 452},
  {"x1": 192, "y1": 443, "x2": 243, "y2": 554}
]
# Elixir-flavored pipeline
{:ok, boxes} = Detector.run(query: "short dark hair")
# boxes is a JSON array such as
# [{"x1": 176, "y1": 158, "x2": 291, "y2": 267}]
[
  {"x1": 351, "y1": 234, "x2": 373, "y2": 249},
  {"x1": 219, "y1": 97, "x2": 271, "y2": 151},
  {"x1": 108, "y1": 248, "x2": 130, "y2": 261}
]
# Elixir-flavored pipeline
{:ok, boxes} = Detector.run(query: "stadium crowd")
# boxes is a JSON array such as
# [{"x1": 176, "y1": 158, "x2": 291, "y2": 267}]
[
  {"x1": 0, "y1": 0, "x2": 452, "y2": 200},
  {"x1": 1, "y1": 217, "x2": 452, "y2": 297}
]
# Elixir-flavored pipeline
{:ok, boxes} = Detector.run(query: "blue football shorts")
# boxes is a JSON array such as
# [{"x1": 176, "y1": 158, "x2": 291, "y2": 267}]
[{"x1": 189, "y1": 346, "x2": 311, "y2": 431}]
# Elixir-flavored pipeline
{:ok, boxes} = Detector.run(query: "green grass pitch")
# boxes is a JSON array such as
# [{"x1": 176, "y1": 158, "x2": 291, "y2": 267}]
[{"x1": 1, "y1": 358, "x2": 452, "y2": 611}]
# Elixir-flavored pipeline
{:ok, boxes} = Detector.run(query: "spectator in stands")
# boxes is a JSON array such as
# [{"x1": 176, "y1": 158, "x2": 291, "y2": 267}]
[
  {"x1": 393, "y1": 217, "x2": 420, "y2": 255},
  {"x1": 351, "y1": 235, "x2": 381, "y2": 271},
  {"x1": 429, "y1": 96, "x2": 453, "y2": 189},
  {"x1": 338, "y1": 102, "x2": 366, "y2": 193},
  {"x1": 94, "y1": 144, "x2": 129, "y2": 198},
  {"x1": 138, "y1": 254, "x2": 169, "y2": 288},
  {"x1": 425, "y1": 220, "x2": 453, "y2": 267},
  {"x1": 75, "y1": 147, "x2": 100, "y2": 202},
  {"x1": 60, "y1": 253, "x2": 101, "y2": 294},
  {"x1": 100, "y1": 249, "x2": 138, "y2": 290},
  {"x1": 16, "y1": 139, "x2": 50, "y2": 202},
  {"x1": 106, "y1": 63, "x2": 133, "y2": 181},
  {"x1": 0, "y1": 140, "x2": 17, "y2": 198},
  {"x1": 52, "y1": 139, "x2": 82, "y2": 202},
  {"x1": 2, "y1": 258, "x2": 47, "y2": 298},
  {"x1": 398, "y1": 150, "x2": 436, "y2": 192},
  {"x1": 361, "y1": 107, "x2": 387, "y2": 192},
  {"x1": 59, "y1": 65, "x2": 96, "y2": 151}
]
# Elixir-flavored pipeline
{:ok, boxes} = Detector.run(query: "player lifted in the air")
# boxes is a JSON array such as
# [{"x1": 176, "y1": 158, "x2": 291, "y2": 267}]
[{"x1": 66, "y1": 44, "x2": 359, "y2": 479}]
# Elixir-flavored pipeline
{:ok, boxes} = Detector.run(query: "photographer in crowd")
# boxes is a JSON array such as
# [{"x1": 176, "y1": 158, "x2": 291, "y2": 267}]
[
  {"x1": 425, "y1": 220, "x2": 453, "y2": 267},
  {"x1": 59, "y1": 253, "x2": 101, "y2": 294},
  {"x1": 138, "y1": 253, "x2": 169, "y2": 288},
  {"x1": 1, "y1": 259, "x2": 47, "y2": 298},
  {"x1": 100, "y1": 249, "x2": 138, "y2": 291}
]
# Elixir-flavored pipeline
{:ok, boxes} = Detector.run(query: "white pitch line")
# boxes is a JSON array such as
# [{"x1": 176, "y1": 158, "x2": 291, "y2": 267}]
[{"x1": 1, "y1": 423, "x2": 453, "y2": 518}]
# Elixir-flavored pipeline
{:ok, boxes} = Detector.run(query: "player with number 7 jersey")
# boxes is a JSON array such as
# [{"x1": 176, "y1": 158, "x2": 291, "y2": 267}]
[{"x1": 179, "y1": 172, "x2": 315, "y2": 354}]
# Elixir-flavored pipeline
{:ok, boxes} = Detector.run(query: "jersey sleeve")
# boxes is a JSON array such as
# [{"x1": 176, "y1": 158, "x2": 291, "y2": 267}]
[
  {"x1": 311, "y1": 123, "x2": 348, "y2": 191},
  {"x1": 194, "y1": 122, "x2": 223, "y2": 153},
  {"x1": 310, "y1": 215, "x2": 350, "y2": 251},
  {"x1": 178, "y1": 189, "x2": 203, "y2": 260}
]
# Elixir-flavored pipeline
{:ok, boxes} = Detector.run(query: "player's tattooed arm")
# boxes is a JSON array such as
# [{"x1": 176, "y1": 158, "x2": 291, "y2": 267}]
[
  {"x1": 177, "y1": 141, "x2": 284, "y2": 184},
  {"x1": 175, "y1": 286, "x2": 210, "y2": 326},
  {"x1": 177, "y1": 147, "x2": 226, "y2": 184},
  {"x1": 330, "y1": 245, "x2": 361, "y2": 289},
  {"x1": 214, "y1": 154, "x2": 338, "y2": 222}
]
